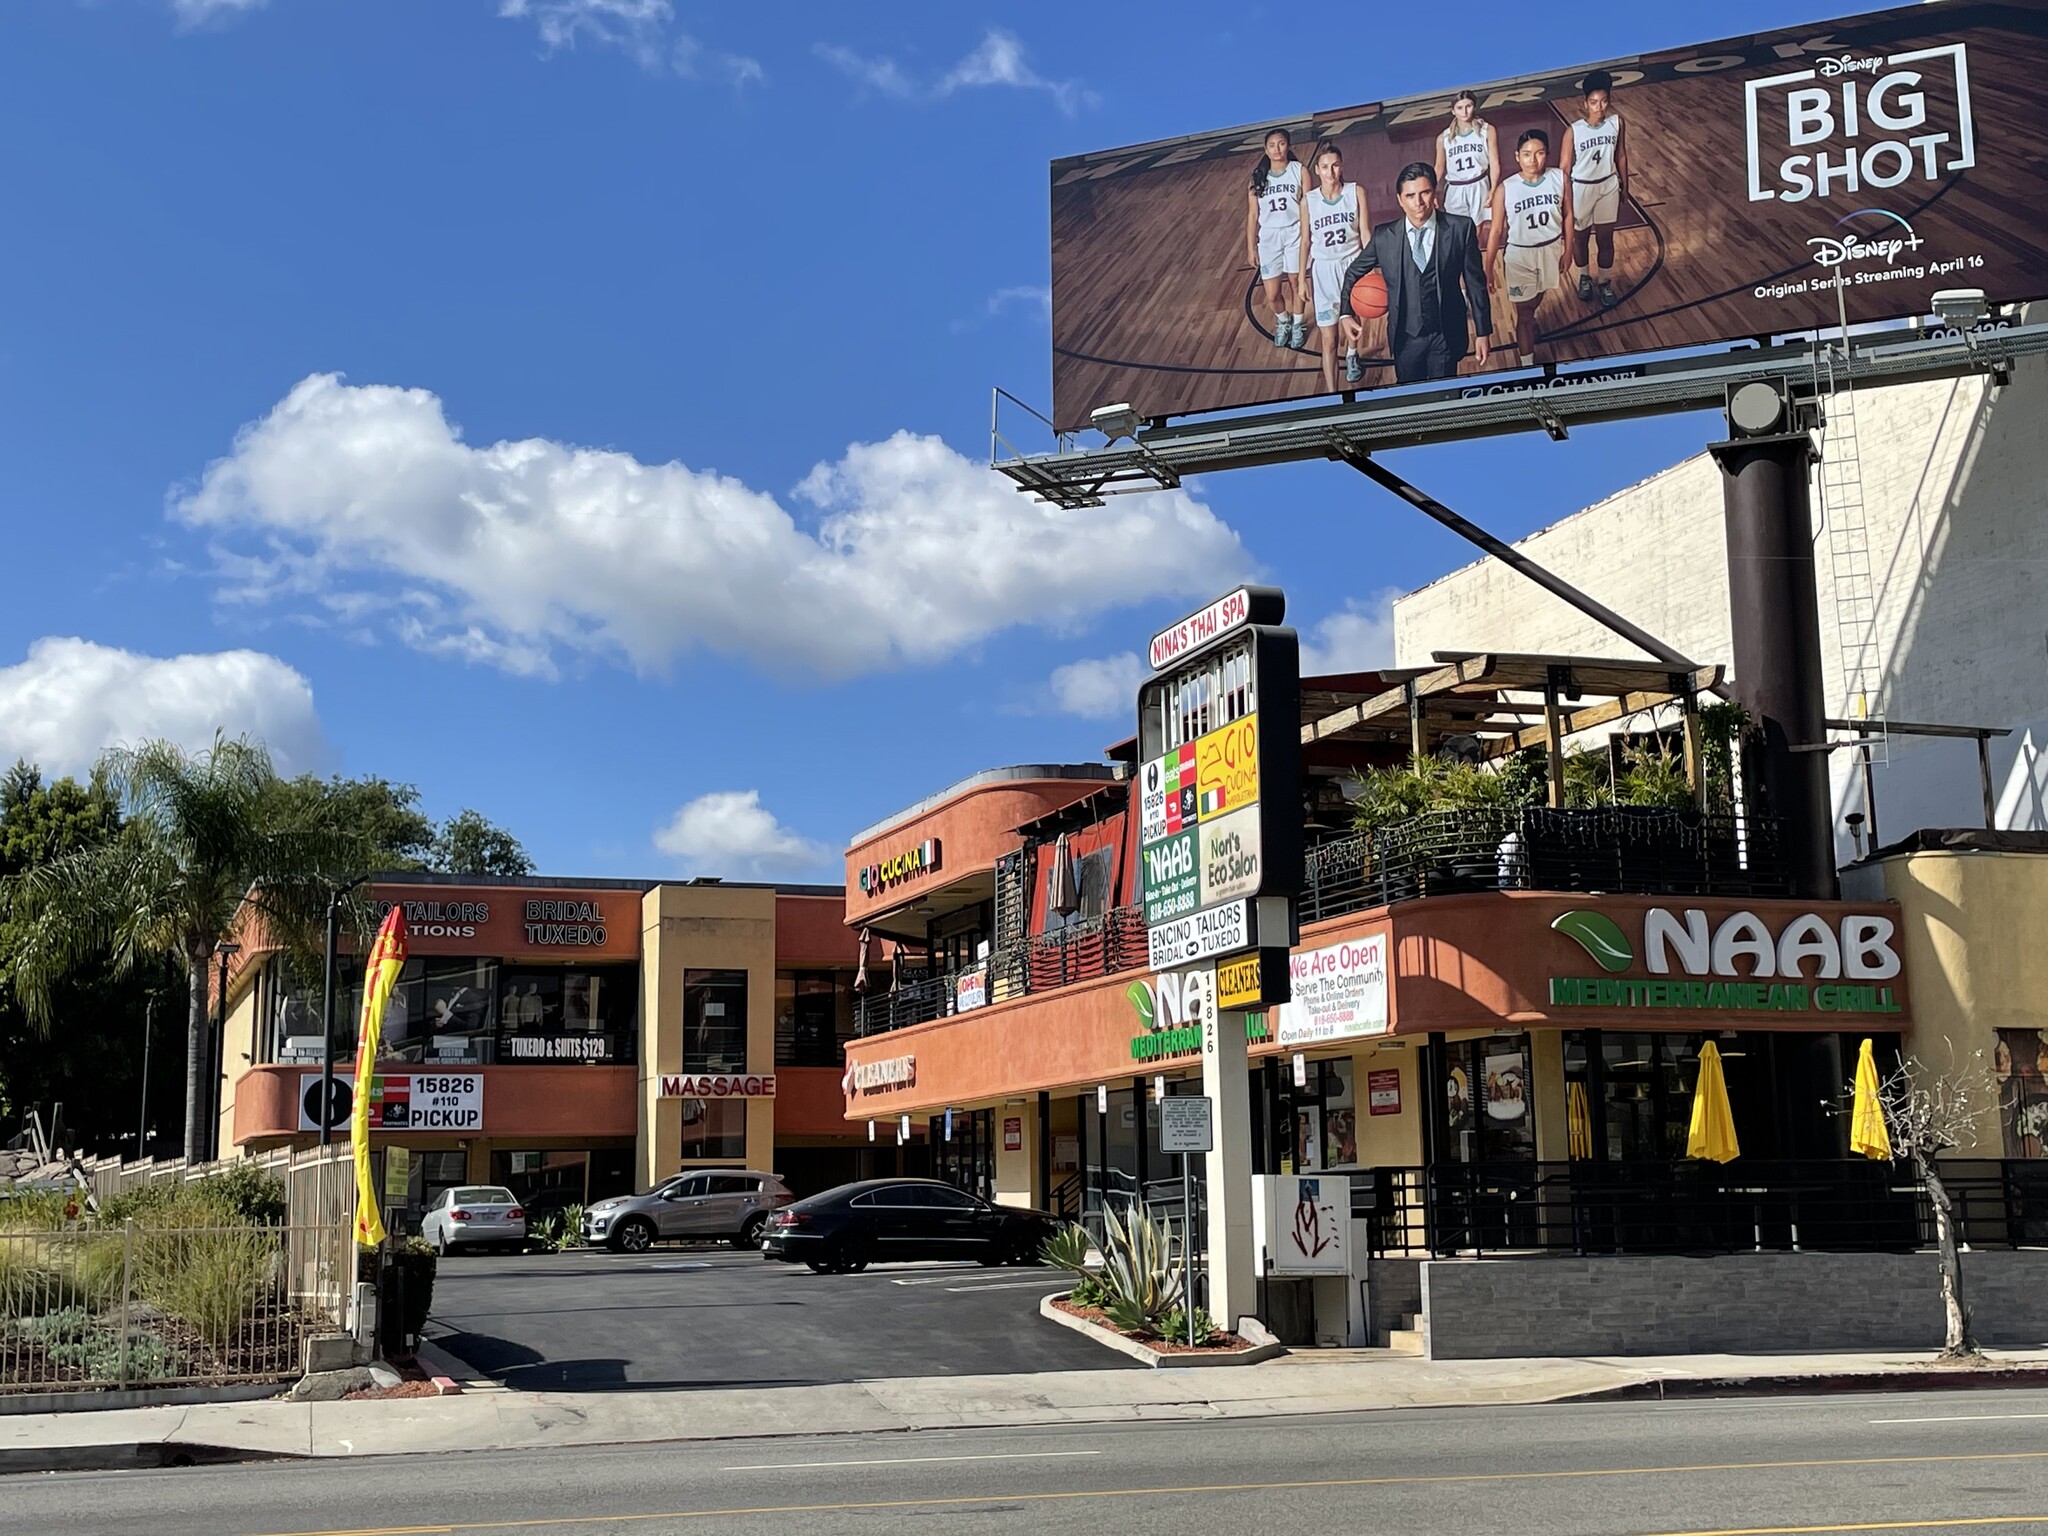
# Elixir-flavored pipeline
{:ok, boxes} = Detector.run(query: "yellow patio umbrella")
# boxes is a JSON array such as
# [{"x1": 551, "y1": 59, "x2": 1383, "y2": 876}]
[
  {"x1": 1686, "y1": 1040, "x2": 1740, "y2": 1163},
  {"x1": 1850, "y1": 1037, "x2": 1893, "y2": 1160},
  {"x1": 1567, "y1": 1081, "x2": 1593, "y2": 1160}
]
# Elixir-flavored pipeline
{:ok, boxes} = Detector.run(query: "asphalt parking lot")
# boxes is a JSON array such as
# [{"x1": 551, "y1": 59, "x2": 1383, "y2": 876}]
[{"x1": 425, "y1": 1246, "x2": 1132, "y2": 1391}]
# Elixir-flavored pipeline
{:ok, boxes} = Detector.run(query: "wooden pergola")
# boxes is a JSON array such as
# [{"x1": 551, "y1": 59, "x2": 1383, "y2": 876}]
[{"x1": 1300, "y1": 651, "x2": 1726, "y2": 810}]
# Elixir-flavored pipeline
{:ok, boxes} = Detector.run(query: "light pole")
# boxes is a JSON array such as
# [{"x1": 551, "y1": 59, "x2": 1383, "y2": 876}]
[
  {"x1": 212, "y1": 939, "x2": 241, "y2": 1162},
  {"x1": 136, "y1": 994, "x2": 153, "y2": 1161},
  {"x1": 321, "y1": 877, "x2": 372, "y2": 1148}
]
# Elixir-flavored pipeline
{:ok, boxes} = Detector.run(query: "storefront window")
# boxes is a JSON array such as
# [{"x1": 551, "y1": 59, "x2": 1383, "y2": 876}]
[
  {"x1": 499, "y1": 964, "x2": 637, "y2": 1064},
  {"x1": 423, "y1": 958, "x2": 496, "y2": 1064},
  {"x1": 683, "y1": 970, "x2": 748, "y2": 1072},
  {"x1": 679, "y1": 1098, "x2": 747, "y2": 1160},
  {"x1": 1997, "y1": 1030, "x2": 2048, "y2": 1158},
  {"x1": 775, "y1": 971, "x2": 843, "y2": 1068},
  {"x1": 1441, "y1": 1036, "x2": 1535, "y2": 1163}
]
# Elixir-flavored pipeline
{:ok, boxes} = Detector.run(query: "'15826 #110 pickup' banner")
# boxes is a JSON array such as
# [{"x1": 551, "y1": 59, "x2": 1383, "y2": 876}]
[{"x1": 1049, "y1": 2, "x2": 2048, "y2": 430}]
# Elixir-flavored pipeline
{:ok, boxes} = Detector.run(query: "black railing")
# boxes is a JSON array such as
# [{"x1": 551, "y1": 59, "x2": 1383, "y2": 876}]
[
  {"x1": 1302, "y1": 807, "x2": 1789, "y2": 926},
  {"x1": 1358, "y1": 1157, "x2": 2048, "y2": 1259},
  {"x1": 855, "y1": 905, "x2": 1149, "y2": 1037}
]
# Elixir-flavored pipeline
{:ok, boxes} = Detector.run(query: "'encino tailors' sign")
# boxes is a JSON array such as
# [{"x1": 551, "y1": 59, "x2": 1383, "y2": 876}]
[{"x1": 1549, "y1": 906, "x2": 1905, "y2": 1017}]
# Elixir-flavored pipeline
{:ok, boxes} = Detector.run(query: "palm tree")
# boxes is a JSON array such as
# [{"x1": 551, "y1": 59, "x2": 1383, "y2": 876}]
[{"x1": 5, "y1": 735, "x2": 371, "y2": 1162}]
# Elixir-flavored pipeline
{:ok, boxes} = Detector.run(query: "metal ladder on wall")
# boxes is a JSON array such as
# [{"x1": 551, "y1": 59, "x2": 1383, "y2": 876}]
[
  {"x1": 1815, "y1": 298, "x2": 1888, "y2": 763},
  {"x1": 991, "y1": 848, "x2": 1030, "y2": 1003}
]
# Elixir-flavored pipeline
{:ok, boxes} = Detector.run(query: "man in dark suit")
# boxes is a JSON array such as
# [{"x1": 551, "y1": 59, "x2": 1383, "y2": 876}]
[{"x1": 1341, "y1": 162, "x2": 1492, "y2": 384}]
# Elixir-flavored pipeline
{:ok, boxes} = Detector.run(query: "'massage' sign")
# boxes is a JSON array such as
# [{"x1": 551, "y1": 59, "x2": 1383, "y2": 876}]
[{"x1": 659, "y1": 1073, "x2": 777, "y2": 1098}]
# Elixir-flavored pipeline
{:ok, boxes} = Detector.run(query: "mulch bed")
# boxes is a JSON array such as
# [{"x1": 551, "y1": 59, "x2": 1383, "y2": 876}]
[
  {"x1": 1052, "y1": 1296, "x2": 1251, "y2": 1354},
  {"x1": 343, "y1": 1355, "x2": 437, "y2": 1400}
]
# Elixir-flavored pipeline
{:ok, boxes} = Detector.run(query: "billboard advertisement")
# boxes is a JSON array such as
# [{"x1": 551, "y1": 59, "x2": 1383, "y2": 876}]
[{"x1": 1049, "y1": 2, "x2": 2048, "y2": 430}]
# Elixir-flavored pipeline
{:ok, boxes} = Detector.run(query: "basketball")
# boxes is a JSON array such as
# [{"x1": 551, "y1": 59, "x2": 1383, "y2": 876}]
[{"x1": 1349, "y1": 269, "x2": 1389, "y2": 320}]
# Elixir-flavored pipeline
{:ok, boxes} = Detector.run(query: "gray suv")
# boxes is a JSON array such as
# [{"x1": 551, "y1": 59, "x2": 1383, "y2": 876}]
[{"x1": 582, "y1": 1170, "x2": 794, "y2": 1252}]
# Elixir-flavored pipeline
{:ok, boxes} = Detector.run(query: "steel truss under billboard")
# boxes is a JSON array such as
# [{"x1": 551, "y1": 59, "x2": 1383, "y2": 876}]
[{"x1": 1046, "y1": 1, "x2": 2048, "y2": 433}]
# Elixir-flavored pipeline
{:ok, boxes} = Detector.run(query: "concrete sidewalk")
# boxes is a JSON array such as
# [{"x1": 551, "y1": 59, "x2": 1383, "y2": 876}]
[{"x1": 9, "y1": 1345, "x2": 2048, "y2": 1475}]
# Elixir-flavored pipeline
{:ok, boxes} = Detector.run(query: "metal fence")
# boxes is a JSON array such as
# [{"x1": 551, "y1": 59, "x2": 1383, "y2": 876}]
[
  {"x1": 1356, "y1": 1157, "x2": 2048, "y2": 1260},
  {"x1": 1301, "y1": 808, "x2": 1790, "y2": 927},
  {"x1": 1, "y1": 1219, "x2": 351, "y2": 1393}
]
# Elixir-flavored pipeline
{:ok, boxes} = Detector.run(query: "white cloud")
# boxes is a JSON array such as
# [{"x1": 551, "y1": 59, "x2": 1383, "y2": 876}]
[
  {"x1": 654, "y1": 790, "x2": 829, "y2": 878},
  {"x1": 1299, "y1": 593, "x2": 1400, "y2": 676},
  {"x1": 173, "y1": 373, "x2": 1250, "y2": 681},
  {"x1": 1046, "y1": 652, "x2": 1145, "y2": 720},
  {"x1": 169, "y1": 0, "x2": 267, "y2": 25},
  {"x1": 0, "y1": 638, "x2": 323, "y2": 778},
  {"x1": 812, "y1": 42, "x2": 914, "y2": 99},
  {"x1": 499, "y1": 0, "x2": 761, "y2": 83},
  {"x1": 938, "y1": 29, "x2": 1094, "y2": 115},
  {"x1": 817, "y1": 28, "x2": 1091, "y2": 114},
  {"x1": 953, "y1": 284, "x2": 1051, "y2": 334}
]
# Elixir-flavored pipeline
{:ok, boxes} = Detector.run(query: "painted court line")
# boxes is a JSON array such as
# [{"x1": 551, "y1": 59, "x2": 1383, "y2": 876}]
[{"x1": 722, "y1": 1450, "x2": 1103, "y2": 1472}]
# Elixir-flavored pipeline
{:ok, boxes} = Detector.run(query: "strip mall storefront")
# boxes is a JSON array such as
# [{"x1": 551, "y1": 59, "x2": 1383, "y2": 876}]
[
  {"x1": 219, "y1": 874, "x2": 884, "y2": 1229},
  {"x1": 843, "y1": 891, "x2": 1914, "y2": 1224}
]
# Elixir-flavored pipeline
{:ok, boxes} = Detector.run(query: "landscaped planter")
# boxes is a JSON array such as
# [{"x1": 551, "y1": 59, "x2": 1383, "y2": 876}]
[{"x1": 1040, "y1": 1291, "x2": 1285, "y2": 1368}]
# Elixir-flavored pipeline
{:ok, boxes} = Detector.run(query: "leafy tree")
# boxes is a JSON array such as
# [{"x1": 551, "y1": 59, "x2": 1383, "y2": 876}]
[
  {"x1": 430, "y1": 809, "x2": 533, "y2": 876},
  {"x1": 267, "y1": 773, "x2": 435, "y2": 873},
  {"x1": 5, "y1": 735, "x2": 373, "y2": 1162},
  {"x1": 0, "y1": 763, "x2": 180, "y2": 1155}
]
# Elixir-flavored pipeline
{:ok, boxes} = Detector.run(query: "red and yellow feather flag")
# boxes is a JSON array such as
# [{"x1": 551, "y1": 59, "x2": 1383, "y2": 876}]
[{"x1": 352, "y1": 906, "x2": 409, "y2": 1248}]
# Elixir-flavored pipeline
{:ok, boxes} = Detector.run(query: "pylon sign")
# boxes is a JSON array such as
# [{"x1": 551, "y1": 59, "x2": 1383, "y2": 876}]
[{"x1": 1136, "y1": 586, "x2": 1299, "y2": 1007}]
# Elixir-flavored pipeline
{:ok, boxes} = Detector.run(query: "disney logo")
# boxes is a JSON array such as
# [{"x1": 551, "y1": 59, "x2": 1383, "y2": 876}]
[
  {"x1": 1818, "y1": 54, "x2": 1885, "y2": 78},
  {"x1": 1809, "y1": 226, "x2": 1924, "y2": 268}
]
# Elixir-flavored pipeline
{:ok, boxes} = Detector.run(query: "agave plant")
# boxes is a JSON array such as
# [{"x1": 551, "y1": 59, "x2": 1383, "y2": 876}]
[
  {"x1": 1040, "y1": 1222, "x2": 1092, "y2": 1276},
  {"x1": 1097, "y1": 1205, "x2": 1182, "y2": 1335}
]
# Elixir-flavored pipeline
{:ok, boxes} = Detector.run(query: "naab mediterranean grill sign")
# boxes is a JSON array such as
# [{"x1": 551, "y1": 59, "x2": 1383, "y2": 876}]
[{"x1": 1136, "y1": 586, "x2": 1300, "y2": 1008}]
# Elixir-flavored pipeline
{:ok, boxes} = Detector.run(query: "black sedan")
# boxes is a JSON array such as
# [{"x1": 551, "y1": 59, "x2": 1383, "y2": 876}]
[{"x1": 760, "y1": 1178, "x2": 1053, "y2": 1273}]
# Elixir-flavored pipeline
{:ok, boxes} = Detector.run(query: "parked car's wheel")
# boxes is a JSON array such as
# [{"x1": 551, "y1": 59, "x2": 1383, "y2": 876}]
[
  {"x1": 977, "y1": 1246, "x2": 1006, "y2": 1267},
  {"x1": 610, "y1": 1217, "x2": 656, "y2": 1254},
  {"x1": 735, "y1": 1213, "x2": 769, "y2": 1249},
  {"x1": 839, "y1": 1239, "x2": 872, "y2": 1274},
  {"x1": 805, "y1": 1258, "x2": 833, "y2": 1274},
  {"x1": 433, "y1": 1229, "x2": 449, "y2": 1257}
]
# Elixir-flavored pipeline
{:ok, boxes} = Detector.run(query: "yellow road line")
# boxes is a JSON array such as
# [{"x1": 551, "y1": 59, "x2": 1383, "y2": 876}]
[{"x1": 244, "y1": 1449, "x2": 2048, "y2": 1536}]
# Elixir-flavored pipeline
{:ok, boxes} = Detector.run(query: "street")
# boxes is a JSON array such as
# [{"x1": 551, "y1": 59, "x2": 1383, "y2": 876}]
[
  {"x1": 426, "y1": 1248, "x2": 1125, "y2": 1389},
  {"x1": 8, "y1": 1386, "x2": 2048, "y2": 1534}
]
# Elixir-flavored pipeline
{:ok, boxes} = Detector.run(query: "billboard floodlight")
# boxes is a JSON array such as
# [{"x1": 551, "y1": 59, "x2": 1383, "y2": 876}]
[
  {"x1": 1932, "y1": 289, "x2": 1990, "y2": 327},
  {"x1": 1089, "y1": 403, "x2": 1142, "y2": 443}
]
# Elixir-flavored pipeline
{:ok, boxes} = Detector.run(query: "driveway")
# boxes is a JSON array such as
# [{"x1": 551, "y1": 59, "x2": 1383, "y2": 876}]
[{"x1": 425, "y1": 1247, "x2": 1131, "y2": 1391}]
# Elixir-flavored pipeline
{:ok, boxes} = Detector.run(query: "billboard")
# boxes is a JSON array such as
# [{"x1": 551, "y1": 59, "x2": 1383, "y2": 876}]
[{"x1": 1049, "y1": 2, "x2": 2048, "y2": 430}]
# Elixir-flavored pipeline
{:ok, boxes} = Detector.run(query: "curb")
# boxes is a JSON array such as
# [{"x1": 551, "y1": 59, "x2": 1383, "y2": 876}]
[
  {"x1": 1038, "y1": 1291, "x2": 1288, "y2": 1368},
  {"x1": 0, "y1": 1441, "x2": 301, "y2": 1476},
  {"x1": 1576, "y1": 1364, "x2": 2048, "y2": 1403}
]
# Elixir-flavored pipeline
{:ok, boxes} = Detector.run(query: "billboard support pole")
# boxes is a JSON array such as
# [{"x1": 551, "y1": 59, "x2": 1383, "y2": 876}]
[
  {"x1": 1332, "y1": 447, "x2": 1702, "y2": 673},
  {"x1": 1710, "y1": 426, "x2": 1835, "y2": 900},
  {"x1": 1202, "y1": 1007, "x2": 1256, "y2": 1340}
]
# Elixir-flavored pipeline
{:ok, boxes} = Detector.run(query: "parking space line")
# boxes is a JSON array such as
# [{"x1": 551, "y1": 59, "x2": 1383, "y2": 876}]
[
  {"x1": 941, "y1": 1280, "x2": 1072, "y2": 1292},
  {"x1": 887, "y1": 1268, "x2": 998, "y2": 1286},
  {"x1": 722, "y1": 1450, "x2": 1103, "y2": 1471},
  {"x1": 1870, "y1": 1413, "x2": 2048, "y2": 1425}
]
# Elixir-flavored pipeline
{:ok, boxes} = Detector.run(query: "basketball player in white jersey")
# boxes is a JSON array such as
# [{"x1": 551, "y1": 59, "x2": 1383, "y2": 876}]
[
  {"x1": 1245, "y1": 128, "x2": 1307, "y2": 351},
  {"x1": 1485, "y1": 128, "x2": 1573, "y2": 370},
  {"x1": 1559, "y1": 68, "x2": 1627, "y2": 309},
  {"x1": 1298, "y1": 139, "x2": 1369, "y2": 391},
  {"x1": 1434, "y1": 90, "x2": 1498, "y2": 240}
]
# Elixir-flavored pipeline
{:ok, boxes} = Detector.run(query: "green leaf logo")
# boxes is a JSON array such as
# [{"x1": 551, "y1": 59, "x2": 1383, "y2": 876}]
[
  {"x1": 1552, "y1": 911, "x2": 1634, "y2": 973},
  {"x1": 1126, "y1": 980, "x2": 1156, "y2": 1032}
]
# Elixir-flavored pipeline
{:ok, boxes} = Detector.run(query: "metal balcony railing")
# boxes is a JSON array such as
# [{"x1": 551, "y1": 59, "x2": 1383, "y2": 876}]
[
  {"x1": 855, "y1": 905, "x2": 1149, "y2": 1037},
  {"x1": 1301, "y1": 807, "x2": 1789, "y2": 926}
]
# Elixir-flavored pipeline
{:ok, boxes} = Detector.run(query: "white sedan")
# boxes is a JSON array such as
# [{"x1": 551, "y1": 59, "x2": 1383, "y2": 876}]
[{"x1": 421, "y1": 1185, "x2": 527, "y2": 1255}]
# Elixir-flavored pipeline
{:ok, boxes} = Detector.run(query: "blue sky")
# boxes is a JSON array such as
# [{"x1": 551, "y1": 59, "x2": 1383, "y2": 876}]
[{"x1": 0, "y1": 0, "x2": 1824, "y2": 882}]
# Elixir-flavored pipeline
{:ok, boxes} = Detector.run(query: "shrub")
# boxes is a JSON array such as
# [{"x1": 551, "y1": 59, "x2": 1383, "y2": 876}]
[
  {"x1": 134, "y1": 1226, "x2": 278, "y2": 1349},
  {"x1": 101, "y1": 1164, "x2": 285, "y2": 1228},
  {"x1": 389, "y1": 1238, "x2": 438, "y2": 1347},
  {"x1": 1097, "y1": 1206, "x2": 1181, "y2": 1335},
  {"x1": 10, "y1": 1306, "x2": 92, "y2": 1344},
  {"x1": 44, "y1": 1327, "x2": 174, "y2": 1382},
  {"x1": 1066, "y1": 1274, "x2": 1108, "y2": 1308},
  {"x1": 0, "y1": 1189, "x2": 77, "y2": 1232},
  {"x1": 1040, "y1": 1222, "x2": 1091, "y2": 1275},
  {"x1": 1161, "y1": 1304, "x2": 1221, "y2": 1347}
]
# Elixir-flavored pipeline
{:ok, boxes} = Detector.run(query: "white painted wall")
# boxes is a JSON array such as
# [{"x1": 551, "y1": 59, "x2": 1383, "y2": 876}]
[{"x1": 1393, "y1": 349, "x2": 2048, "y2": 860}]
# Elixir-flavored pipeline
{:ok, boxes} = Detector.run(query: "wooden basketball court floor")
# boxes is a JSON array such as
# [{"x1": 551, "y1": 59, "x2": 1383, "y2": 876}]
[{"x1": 1049, "y1": 28, "x2": 2048, "y2": 428}]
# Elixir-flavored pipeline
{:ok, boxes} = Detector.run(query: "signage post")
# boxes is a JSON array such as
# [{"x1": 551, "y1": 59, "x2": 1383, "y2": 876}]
[
  {"x1": 1159, "y1": 1095, "x2": 1213, "y2": 1347},
  {"x1": 1137, "y1": 586, "x2": 1300, "y2": 1337}
]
